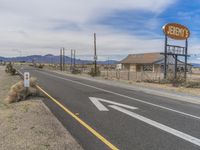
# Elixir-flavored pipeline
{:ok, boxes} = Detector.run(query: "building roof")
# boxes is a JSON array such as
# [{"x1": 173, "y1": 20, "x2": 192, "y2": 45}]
[{"x1": 121, "y1": 52, "x2": 163, "y2": 64}]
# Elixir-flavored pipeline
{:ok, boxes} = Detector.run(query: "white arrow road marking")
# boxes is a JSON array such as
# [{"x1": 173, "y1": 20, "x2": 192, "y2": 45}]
[
  {"x1": 89, "y1": 97, "x2": 138, "y2": 111},
  {"x1": 90, "y1": 97, "x2": 109, "y2": 111},
  {"x1": 109, "y1": 105, "x2": 200, "y2": 147},
  {"x1": 89, "y1": 97, "x2": 200, "y2": 147}
]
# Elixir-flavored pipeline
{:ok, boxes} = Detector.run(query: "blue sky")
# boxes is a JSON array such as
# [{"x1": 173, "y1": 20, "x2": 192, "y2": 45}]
[
  {"x1": 0, "y1": 0, "x2": 200, "y2": 63},
  {"x1": 98, "y1": 0, "x2": 200, "y2": 39}
]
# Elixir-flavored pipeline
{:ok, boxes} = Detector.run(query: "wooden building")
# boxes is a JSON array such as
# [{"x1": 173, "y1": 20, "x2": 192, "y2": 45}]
[{"x1": 120, "y1": 52, "x2": 191, "y2": 73}]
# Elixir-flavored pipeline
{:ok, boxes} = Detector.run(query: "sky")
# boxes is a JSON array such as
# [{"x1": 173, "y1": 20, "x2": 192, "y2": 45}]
[{"x1": 1, "y1": 0, "x2": 200, "y2": 61}]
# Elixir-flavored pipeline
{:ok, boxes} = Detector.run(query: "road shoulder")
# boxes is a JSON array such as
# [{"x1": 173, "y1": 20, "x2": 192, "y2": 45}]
[{"x1": 0, "y1": 66, "x2": 83, "y2": 150}]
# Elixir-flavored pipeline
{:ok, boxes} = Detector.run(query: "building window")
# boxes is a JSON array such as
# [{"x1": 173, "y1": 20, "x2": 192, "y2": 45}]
[{"x1": 143, "y1": 64, "x2": 153, "y2": 71}]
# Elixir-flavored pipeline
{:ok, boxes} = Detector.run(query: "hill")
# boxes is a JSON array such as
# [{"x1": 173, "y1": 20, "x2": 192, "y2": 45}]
[{"x1": 0, "y1": 55, "x2": 118, "y2": 65}]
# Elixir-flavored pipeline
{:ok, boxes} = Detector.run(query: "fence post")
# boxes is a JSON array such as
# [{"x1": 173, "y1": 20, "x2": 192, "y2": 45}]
[
  {"x1": 128, "y1": 70, "x2": 130, "y2": 80},
  {"x1": 136, "y1": 71, "x2": 137, "y2": 81},
  {"x1": 107, "y1": 67, "x2": 108, "y2": 78}
]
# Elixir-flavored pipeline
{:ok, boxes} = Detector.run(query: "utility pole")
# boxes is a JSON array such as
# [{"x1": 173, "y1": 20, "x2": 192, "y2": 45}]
[
  {"x1": 70, "y1": 49, "x2": 76, "y2": 70},
  {"x1": 71, "y1": 49, "x2": 73, "y2": 70},
  {"x1": 60, "y1": 48, "x2": 63, "y2": 71},
  {"x1": 94, "y1": 33, "x2": 97, "y2": 75},
  {"x1": 107, "y1": 56, "x2": 109, "y2": 78},
  {"x1": 60, "y1": 48, "x2": 65, "y2": 71},
  {"x1": 63, "y1": 47, "x2": 65, "y2": 71},
  {"x1": 73, "y1": 49, "x2": 76, "y2": 68}
]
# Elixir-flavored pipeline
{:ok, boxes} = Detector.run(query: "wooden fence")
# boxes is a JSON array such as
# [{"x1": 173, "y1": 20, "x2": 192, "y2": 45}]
[{"x1": 100, "y1": 70, "x2": 164, "y2": 82}]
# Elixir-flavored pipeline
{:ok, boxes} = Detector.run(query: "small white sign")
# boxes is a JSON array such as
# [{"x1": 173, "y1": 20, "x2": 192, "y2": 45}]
[{"x1": 24, "y1": 72, "x2": 30, "y2": 87}]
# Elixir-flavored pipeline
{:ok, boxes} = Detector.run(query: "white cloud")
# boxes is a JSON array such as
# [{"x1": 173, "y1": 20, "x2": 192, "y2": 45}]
[{"x1": 0, "y1": 0, "x2": 177, "y2": 58}]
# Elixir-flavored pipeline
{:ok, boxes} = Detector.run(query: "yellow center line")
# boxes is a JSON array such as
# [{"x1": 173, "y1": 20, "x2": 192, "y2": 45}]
[{"x1": 36, "y1": 85, "x2": 119, "y2": 150}]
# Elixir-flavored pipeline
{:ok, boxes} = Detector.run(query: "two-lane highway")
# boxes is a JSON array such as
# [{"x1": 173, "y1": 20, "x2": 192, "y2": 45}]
[{"x1": 19, "y1": 67, "x2": 200, "y2": 150}]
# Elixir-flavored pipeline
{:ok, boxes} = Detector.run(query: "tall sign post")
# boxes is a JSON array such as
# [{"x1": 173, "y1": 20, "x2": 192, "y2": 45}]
[
  {"x1": 71, "y1": 49, "x2": 73, "y2": 70},
  {"x1": 73, "y1": 49, "x2": 76, "y2": 68},
  {"x1": 60, "y1": 48, "x2": 63, "y2": 71},
  {"x1": 162, "y1": 23, "x2": 190, "y2": 81},
  {"x1": 63, "y1": 47, "x2": 65, "y2": 71},
  {"x1": 185, "y1": 39, "x2": 188, "y2": 80},
  {"x1": 70, "y1": 49, "x2": 76, "y2": 71},
  {"x1": 94, "y1": 33, "x2": 97, "y2": 76}
]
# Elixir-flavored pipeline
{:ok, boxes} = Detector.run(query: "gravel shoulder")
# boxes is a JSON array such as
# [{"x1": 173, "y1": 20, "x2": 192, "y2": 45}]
[{"x1": 0, "y1": 66, "x2": 83, "y2": 150}]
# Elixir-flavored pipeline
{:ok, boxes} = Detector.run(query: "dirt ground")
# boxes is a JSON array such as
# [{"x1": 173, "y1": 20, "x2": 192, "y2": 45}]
[
  {"x1": 128, "y1": 80, "x2": 200, "y2": 96},
  {"x1": 0, "y1": 66, "x2": 83, "y2": 150},
  {"x1": 103, "y1": 77, "x2": 200, "y2": 97}
]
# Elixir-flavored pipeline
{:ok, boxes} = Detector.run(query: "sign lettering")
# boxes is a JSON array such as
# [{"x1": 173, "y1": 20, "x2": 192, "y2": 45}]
[{"x1": 163, "y1": 23, "x2": 190, "y2": 40}]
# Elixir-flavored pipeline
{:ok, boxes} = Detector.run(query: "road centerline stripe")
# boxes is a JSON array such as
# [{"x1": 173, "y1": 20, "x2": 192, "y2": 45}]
[
  {"x1": 36, "y1": 85, "x2": 119, "y2": 150},
  {"x1": 37, "y1": 70, "x2": 200, "y2": 120}
]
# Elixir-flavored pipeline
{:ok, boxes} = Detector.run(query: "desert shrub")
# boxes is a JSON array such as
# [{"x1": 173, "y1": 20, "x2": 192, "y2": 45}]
[
  {"x1": 38, "y1": 64, "x2": 44, "y2": 69},
  {"x1": 88, "y1": 67, "x2": 100, "y2": 77},
  {"x1": 5, "y1": 63, "x2": 12, "y2": 73},
  {"x1": 30, "y1": 77, "x2": 37, "y2": 87},
  {"x1": 184, "y1": 81, "x2": 200, "y2": 88},
  {"x1": 4, "y1": 77, "x2": 39, "y2": 104},
  {"x1": 5, "y1": 63, "x2": 17, "y2": 75},
  {"x1": 10, "y1": 68, "x2": 16, "y2": 75},
  {"x1": 159, "y1": 79, "x2": 171, "y2": 84},
  {"x1": 29, "y1": 64, "x2": 34, "y2": 67},
  {"x1": 71, "y1": 68, "x2": 81, "y2": 74},
  {"x1": 165, "y1": 71, "x2": 185, "y2": 86},
  {"x1": 143, "y1": 79, "x2": 159, "y2": 83}
]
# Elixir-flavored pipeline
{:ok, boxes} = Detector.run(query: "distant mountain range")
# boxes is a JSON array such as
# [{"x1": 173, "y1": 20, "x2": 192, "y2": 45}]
[
  {"x1": 187, "y1": 55, "x2": 200, "y2": 68},
  {"x1": 1, "y1": 54, "x2": 200, "y2": 67},
  {"x1": 191, "y1": 63, "x2": 200, "y2": 68},
  {"x1": 0, "y1": 54, "x2": 119, "y2": 65}
]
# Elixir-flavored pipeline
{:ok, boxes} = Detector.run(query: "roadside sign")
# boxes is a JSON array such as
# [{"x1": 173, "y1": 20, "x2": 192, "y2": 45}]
[
  {"x1": 24, "y1": 72, "x2": 30, "y2": 87},
  {"x1": 162, "y1": 22, "x2": 190, "y2": 80},
  {"x1": 163, "y1": 23, "x2": 190, "y2": 40}
]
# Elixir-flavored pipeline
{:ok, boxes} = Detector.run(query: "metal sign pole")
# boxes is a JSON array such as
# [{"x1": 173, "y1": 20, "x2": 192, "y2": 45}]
[
  {"x1": 94, "y1": 33, "x2": 97, "y2": 75},
  {"x1": 184, "y1": 39, "x2": 188, "y2": 81},
  {"x1": 164, "y1": 35, "x2": 168, "y2": 79},
  {"x1": 174, "y1": 55, "x2": 178, "y2": 79},
  {"x1": 74, "y1": 50, "x2": 76, "y2": 68},
  {"x1": 71, "y1": 49, "x2": 73, "y2": 71},
  {"x1": 60, "y1": 48, "x2": 62, "y2": 71},
  {"x1": 63, "y1": 48, "x2": 65, "y2": 71}
]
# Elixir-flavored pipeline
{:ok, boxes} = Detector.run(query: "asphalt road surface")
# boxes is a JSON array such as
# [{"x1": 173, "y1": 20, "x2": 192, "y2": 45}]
[{"x1": 18, "y1": 66, "x2": 200, "y2": 150}]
